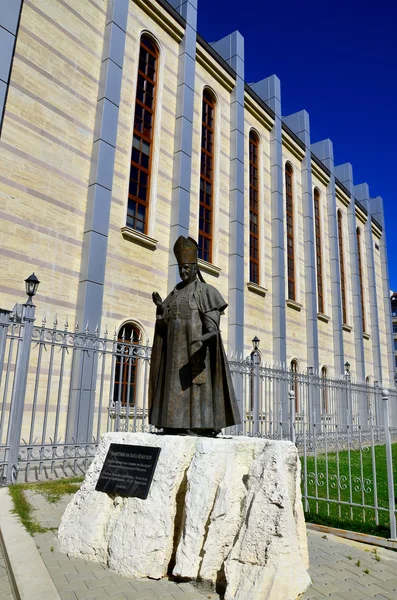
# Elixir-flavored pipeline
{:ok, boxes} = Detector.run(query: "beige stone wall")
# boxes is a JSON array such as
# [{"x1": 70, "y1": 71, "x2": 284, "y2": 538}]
[
  {"x1": 101, "y1": 0, "x2": 181, "y2": 344},
  {"x1": 335, "y1": 197, "x2": 355, "y2": 375},
  {"x1": 243, "y1": 109, "x2": 272, "y2": 361},
  {"x1": 282, "y1": 147, "x2": 307, "y2": 369},
  {"x1": 312, "y1": 175, "x2": 336, "y2": 373},
  {"x1": 0, "y1": 0, "x2": 105, "y2": 317},
  {"x1": 192, "y1": 57, "x2": 232, "y2": 349},
  {"x1": 374, "y1": 233, "x2": 390, "y2": 386},
  {"x1": 0, "y1": 0, "x2": 391, "y2": 390},
  {"x1": 356, "y1": 213, "x2": 374, "y2": 380}
]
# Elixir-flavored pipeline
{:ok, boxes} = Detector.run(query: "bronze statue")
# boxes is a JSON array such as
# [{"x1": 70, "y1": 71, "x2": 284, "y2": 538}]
[{"x1": 148, "y1": 236, "x2": 241, "y2": 435}]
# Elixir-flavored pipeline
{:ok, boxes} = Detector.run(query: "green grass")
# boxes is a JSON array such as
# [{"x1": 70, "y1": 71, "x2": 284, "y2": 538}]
[
  {"x1": 8, "y1": 477, "x2": 83, "y2": 536},
  {"x1": 302, "y1": 443, "x2": 397, "y2": 538}
]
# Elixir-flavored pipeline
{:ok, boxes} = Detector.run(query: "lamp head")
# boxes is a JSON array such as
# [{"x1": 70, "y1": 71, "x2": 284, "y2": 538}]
[{"x1": 25, "y1": 273, "x2": 40, "y2": 299}]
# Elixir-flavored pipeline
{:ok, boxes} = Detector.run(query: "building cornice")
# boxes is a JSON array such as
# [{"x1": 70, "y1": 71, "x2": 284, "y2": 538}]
[
  {"x1": 336, "y1": 184, "x2": 350, "y2": 207},
  {"x1": 282, "y1": 129, "x2": 305, "y2": 162},
  {"x1": 311, "y1": 160, "x2": 330, "y2": 186},
  {"x1": 196, "y1": 43, "x2": 235, "y2": 92},
  {"x1": 371, "y1": 219, "x2": 382, "y2": 237},
  {"x1": 355, "y1": 204, "x2": 367, "y2": 226},
  {"x1": 136, "y1": 0, "x2": 185, "y2": 42},
  {"x1": 244, "y1": 91, "x2": 274, "y2": 131}
]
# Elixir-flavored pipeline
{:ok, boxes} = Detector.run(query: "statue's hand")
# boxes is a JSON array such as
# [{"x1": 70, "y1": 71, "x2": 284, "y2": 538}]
[{"x1": 152, "y1": 292, "x2": 164, "y2": 312}]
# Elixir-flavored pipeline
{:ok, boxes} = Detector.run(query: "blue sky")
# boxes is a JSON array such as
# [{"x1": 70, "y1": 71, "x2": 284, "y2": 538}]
[{"x1": 197, "y1": 0, "x2": 397, "y2": 289}]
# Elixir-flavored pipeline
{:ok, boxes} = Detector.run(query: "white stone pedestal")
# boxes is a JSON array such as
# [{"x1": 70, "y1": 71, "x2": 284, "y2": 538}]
[{"x1": 58, "y1": 433, "x2": 310, "y2": 600}]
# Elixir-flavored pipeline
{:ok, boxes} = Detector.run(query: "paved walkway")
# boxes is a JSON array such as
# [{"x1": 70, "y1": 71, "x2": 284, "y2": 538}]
[
  {"x1": 0, "y1": 546, "x2": 13, "y2": 600},
  {"x1": 301, "y1": 529, "x2": 397, "y2": 600},
  {"x1": 2, "y1": 487, "x2": 397, "y2": 599}
]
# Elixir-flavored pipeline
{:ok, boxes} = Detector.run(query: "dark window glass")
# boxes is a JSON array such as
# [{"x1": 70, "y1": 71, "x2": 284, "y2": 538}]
[
  {"x1": 356, "y1": 227, "x2": 366, "y2": 332},
  {"x1": 198, "y1": 90, "x2": 215, "y2": 263},
  {"x1": 113, "y1": 324, "x2": 140, "y2": 406},
  {"x1": 249, "y1": 131, "x2": 260, "y2": 284},
  {"x1": 314, "y1": 189, "x2": 324, "y2": 313},
  {"x1": 127, "y1": 35, "x2": 158, "y2": 233},
  {"x1": 338, "y1": 211, "x2": 347, "y2": 324},
  {"x1": 286, "y1": 163, "x2": 295, "y2": 300}
]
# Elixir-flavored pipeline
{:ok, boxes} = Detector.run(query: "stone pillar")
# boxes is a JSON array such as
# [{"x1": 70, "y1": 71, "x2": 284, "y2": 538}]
[
  {"x1": 335, "y1": 164, "x2": 365, "y2": 381},
  {"x1": 283, "y1": 110, "x2": 319, "y2": 372},
  {"x1": 371, "y1": 196, "x2": 394, "y2": 387},
  {"x1": 167, "y1": 0, "x2": 198, "y2": 291},
  {"x1": 211, "y1": 32, "x2": 245, "y2": 356},
  {"x1": 0, "y1": 0, "x2": 23, "y2": 134},
  {"x1": 69, "y1": 0, "x2": 129, "y2": 443},
  {"x1": 251, "y1": 76, "x2": 286, "y2": 365},
  {"x1": 311, "y1": 140, "x2": 344, "y2": 375},
  {"x1": 355, "y1": 183, "x2": 382, "y2": 385}
]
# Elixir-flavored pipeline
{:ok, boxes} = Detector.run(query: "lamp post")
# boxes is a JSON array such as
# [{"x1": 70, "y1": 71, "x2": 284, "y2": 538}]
[
  {"x1": 252, "y1": 336, "x2": 260, "y2": 435},
  {"x1": 344, "y1": 361, "x2": 352, "y2": 425},
  {"x1": 6, "y1": 274, "x2": 40, "y2": 484}
]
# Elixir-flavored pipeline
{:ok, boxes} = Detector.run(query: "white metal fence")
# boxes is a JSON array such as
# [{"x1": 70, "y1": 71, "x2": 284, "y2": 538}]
[{"x1": 0, "y1": 300, "x2": 396, "y2": 538}]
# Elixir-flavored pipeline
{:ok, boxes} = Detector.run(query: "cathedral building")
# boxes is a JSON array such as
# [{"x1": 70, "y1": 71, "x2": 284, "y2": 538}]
[{"x1": 0, "y1": 0, "x2": 394, "y2": 385}]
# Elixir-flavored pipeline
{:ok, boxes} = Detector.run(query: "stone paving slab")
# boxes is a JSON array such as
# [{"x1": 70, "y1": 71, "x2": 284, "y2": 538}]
[
  {"x1": 7, "y1": 485, "x2": 397, "y2": 600},
  {"x1": 0, "y1": 545, "x2": 13, "y2": 600},
  {"x1": 300, "y1": 529, "x2": 397, "y2": 600}
]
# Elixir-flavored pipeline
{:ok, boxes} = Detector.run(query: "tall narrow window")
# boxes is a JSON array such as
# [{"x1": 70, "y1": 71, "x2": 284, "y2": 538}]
[
  {"x1": 314, "y1": 188, "x2": 324, "y2": 313},
  {"x1": 357, "y1": 227, "x2": 366, "y2": 332},
  {"x1": 285, "y1": 163, "x2": 295, "y2": 300},
  {"x1": 337, "y1": 210, "x2": 347, "y2": 324},
  {"x1": 199, "y1": 89, "x2": 215, "y2": 263},
  {"x1": 127, "y1": 35, "x2": 158, "y2": 233},
  {"x1": 113, "y1": 323, "x2": 140, "y2": 406},
  {"x1": 249, "y1": 131, "x2": 260, "y2": 283}
]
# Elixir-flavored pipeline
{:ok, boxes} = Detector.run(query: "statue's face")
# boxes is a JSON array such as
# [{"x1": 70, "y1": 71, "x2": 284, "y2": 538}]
[{"x1": 179, "y1": 263, "x2": 197, "y2": 283}]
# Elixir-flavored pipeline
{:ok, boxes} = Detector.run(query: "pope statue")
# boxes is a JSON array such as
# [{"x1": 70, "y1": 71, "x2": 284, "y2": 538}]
[{"x1": 148, "y1": 236, "x2": 241, "y2": 435}]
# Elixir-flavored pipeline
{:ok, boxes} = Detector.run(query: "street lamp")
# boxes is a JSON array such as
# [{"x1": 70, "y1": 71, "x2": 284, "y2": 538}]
[
  {"x1": 25, "y1": 273, "x2": 40, "y2": 303},
  {"x1": 252, "y1": 336, "x2": 260, "y2": 351},
  {"x1": 344, "y1": 361, "x2": 350, "y2": 375},
  {"x1": 394, "y1": 373, "x2": 397, "y2": 388}
]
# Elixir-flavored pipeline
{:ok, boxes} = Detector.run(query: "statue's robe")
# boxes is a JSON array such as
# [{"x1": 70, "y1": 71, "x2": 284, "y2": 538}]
[{"x1": 148, "y1": 279, "x2": 241, "y2": 430}]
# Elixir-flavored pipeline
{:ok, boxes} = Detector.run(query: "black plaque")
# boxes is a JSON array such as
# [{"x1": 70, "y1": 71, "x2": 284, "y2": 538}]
[{"x1": 95, "y1": 444, "x2": 161, "y2": 499}]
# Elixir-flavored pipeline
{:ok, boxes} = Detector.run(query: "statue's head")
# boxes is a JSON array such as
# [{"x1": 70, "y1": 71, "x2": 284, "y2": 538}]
[{"x1": 174, "y1": 236, "x2": 198, "y2": 283}]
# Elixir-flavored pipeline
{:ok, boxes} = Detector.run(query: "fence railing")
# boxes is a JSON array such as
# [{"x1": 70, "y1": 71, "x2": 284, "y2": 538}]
[{"x1": 0, "y1": 300, "x2": 396, "y2": 538}]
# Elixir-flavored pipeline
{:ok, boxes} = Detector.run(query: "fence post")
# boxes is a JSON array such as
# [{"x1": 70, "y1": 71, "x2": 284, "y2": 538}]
[
  {"x1": 0, "y1": 310, "x2": 11, "y2": 388},
  {"x1": 5, "y1": 299, "x2": 36, "y2": 484},
  {"x1": 382, "y1": 388, "x2": 397, "y2": 540},
  {"x1": 289, "y1": 389, "x2": 295, "y2": 444},
  {"x1": 252, "y1": 345, "x2": 260, "y2": 435}
]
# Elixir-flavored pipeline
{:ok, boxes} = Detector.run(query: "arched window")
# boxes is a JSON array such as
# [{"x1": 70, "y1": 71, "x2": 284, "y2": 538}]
[
  {"x1": 321, "y1": 365, "x2": 328, "y2": 413},
  {"x1": 127, "y1": 34, "x2": 159, "y2": 233},
  {"x1": 199, "y1": 89, "x2": 216, "y2": 263},
  {"x1": 337, "y1": 210, "x2": 347, "y2": 324},
  {"x1": 356, "y1": 227, "x2": 366, "y2": 332},
  {"x1": 290, "y1": 359, "x2": 299, "y2": 412},
  {"x1": 285, "y1": 163, "x2": 295, "y2": 300},
  {"x1": 249, "y1": 131, "x2": 260, "y2": 284},
  {"x1": 113, "y1": 323, "x2": 141, "y2": 405},
  {"x1": 314, "y1": 188, "x2": 323, "y2": 313}
]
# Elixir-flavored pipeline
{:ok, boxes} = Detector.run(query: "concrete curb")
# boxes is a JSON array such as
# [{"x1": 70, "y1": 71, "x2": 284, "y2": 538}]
[
  {"x1": 307, "y1": 522, "x2": 397, "y2": 550},
  {"x1": 0, "y1": 487, "x2": 61, "y2": 600}
]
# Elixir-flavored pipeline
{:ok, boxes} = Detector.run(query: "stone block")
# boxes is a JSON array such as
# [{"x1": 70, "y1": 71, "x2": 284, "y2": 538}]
[{"x1": 58, "y1": 433, "x2": 310, "y2": 600}]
